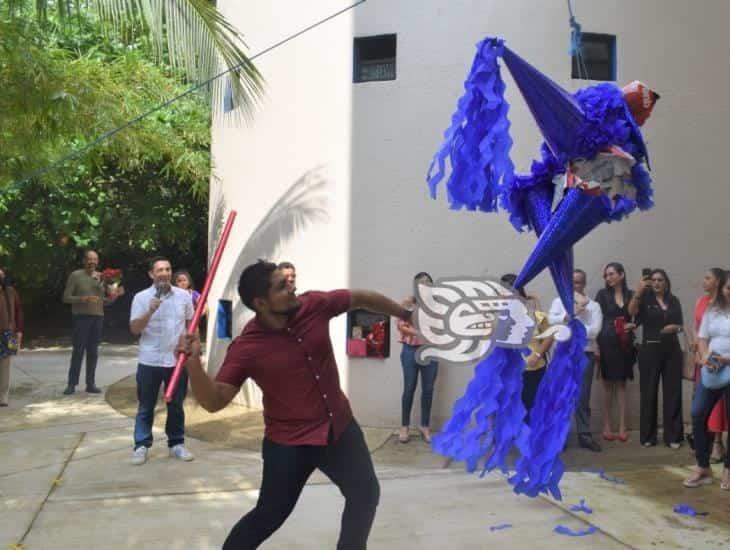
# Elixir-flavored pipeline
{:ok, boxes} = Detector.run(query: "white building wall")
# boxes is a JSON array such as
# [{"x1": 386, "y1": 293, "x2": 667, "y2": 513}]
[
  {"x1": 211, "y1": 0, "x2": 730, "y2": 431},
  {"x1": 208, "y1": 0, "x2": 354, "y2": 406}
]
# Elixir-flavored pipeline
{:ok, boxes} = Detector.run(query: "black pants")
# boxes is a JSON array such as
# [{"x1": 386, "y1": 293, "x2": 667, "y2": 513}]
[
  {"x1": 575, "y1": 352, "x2": 596, "y2": 435},
  {"x1": 522, "y1": 368, "x2": 546, "y2": 425},
  {"x1": 67, "y1": 314, "x2": 103, "y2": 387},
  {"x1": 638, "y1": 341, "x2": 683, "y2": 445},
  {"x1": 223, "y1": 419, "x2": 380, "y2": 550}
]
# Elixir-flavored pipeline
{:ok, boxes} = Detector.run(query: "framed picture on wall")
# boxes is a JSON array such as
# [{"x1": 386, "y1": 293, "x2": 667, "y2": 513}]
[{"x1": 346, "y1": 309, "x2": 390, "y2": 359}]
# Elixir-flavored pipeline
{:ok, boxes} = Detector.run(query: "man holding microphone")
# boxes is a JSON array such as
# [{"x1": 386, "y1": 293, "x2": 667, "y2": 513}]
[{"x1": 129, "y1": 256, "x2": 194, "y2": 466}]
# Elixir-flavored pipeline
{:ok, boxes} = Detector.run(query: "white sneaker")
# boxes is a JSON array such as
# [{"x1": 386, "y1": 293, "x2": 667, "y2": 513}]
[
  {"x1": 169, "y1": 444, "x2": 194, "y2": 461},
  {"x1": 131, "y1": 446, "x2": 148, "y2": 465}
]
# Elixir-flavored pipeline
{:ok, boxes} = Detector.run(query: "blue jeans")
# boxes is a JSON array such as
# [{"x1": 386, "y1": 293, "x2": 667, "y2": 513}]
[
  {"x1": 691, "y1": 379, "x2": 730, "y2": 468},
  {"x1": 133, "y1": 363, "x2": 188, "y2": 449},
  {"x1": 401, "y1": 344, "x2": 438, "y2": 427}
]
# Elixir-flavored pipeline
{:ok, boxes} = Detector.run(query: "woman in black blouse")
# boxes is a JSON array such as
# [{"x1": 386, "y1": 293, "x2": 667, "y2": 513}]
[
  {"x1": 595, "y1": 263, "x2": 637, "y2": 442},
  {"x1": 629, "y1": 268, "x2": 685, "y2": 448}
]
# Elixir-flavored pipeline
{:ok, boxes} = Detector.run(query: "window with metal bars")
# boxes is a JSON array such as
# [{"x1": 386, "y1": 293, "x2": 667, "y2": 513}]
[
  {"x1": 572, "y1": 33, "x2": 616, "y2": 81},
  {"x1": 353, "y1": 34, "x2": 396, "y2": 83}
]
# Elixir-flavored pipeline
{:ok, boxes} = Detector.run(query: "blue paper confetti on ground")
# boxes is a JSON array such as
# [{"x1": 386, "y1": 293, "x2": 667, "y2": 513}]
[
  {"x1": 489, "y1": 523, "x2": 513, "y2": 532},
  {"x1": 673, "y1": 504, "x2": 708, "y2": 517},
  {"x1": 570, "y1": 499, "x2": 593, "y2": 514},
  {"x1": 582, "y1": 467, "x2": 626, "y2": 485},
  {"x1": 554, "y1": 525, "x2": 598, "y2": 537}
]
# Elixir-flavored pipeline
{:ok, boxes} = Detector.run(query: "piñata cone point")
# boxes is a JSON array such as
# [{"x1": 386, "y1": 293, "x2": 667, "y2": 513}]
[
  {"x1": 516, "y1": 188, "x2": 611, "y2": 290},
  {"x1": 502, "y1": 47, "x2": 585, "y2": 158},
  {"x1": 522, "y1": 186, "x2": 575, "y2": 314}
]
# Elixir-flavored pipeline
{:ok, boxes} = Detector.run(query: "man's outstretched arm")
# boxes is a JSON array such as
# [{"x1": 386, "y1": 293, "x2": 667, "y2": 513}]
[
  {"x1": 177, "y1": 334, "x2": 238, "y2": 413},
  {"x1": 350, "y1": 290, "x2": 411, "y2": 321}
]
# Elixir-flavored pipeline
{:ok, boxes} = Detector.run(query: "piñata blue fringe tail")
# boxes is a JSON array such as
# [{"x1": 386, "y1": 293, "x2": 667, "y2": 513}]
[
  {"x1": 510, "y1": 319, "x2": 588, "y2": 500},
  {"x1": 432, "y1": 348, "x2": 528, "y2": 474},
  {"x1": 426, "y1": 37, "x2": 513, "y2": 212}
]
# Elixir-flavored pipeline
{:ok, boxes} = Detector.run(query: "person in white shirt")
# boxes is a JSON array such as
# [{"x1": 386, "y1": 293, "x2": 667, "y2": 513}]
[
  {"x1": 548, "y1": 269, "x2": 603, "y2": 452},
  {"x1": 684, "y1": 272, "x2": 730, "y2": 490},
  {"x1": 129, "y1": 256, "x2": 195, "y2": 465}
]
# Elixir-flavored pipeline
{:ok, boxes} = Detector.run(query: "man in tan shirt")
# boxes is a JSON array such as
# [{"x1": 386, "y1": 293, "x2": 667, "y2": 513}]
[{"x1": 62, "y1": 250, "x2": 122, "y2": 395}]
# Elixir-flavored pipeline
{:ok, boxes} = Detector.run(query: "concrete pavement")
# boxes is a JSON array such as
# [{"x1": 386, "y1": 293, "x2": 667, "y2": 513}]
[{"x1": 1, "y1": 348, "x2": 729, "y2": 549}]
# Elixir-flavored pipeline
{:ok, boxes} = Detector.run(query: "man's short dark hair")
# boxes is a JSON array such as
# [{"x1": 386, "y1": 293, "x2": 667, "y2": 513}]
[
  {"x1": 573, "y1": 269, "x2": 587, "y2": 282},
  {"x1": 148, "y1": 256, "x2": 170, "y2": 272},
  {"x1": 278, "y1": 261, "x2": 295, "y2": 271},
  {"x1": 499, "y1": 273, "x2": 527, "y2": 299},
  {"x1": 413, "y1": 271, "x2": 433, "y2": 283},
  {"x1": 239, "y1": 260, "x2": 278, "y2": 311}
]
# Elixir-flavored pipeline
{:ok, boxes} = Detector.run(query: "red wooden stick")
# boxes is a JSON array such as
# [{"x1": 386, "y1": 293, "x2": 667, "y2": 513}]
[{"x1": 165, "y1": 211, "x2": 237, "y2": 402}]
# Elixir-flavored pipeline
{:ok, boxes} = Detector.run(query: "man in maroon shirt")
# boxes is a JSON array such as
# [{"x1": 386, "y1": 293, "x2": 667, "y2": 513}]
[{"x1": 178, "y1": 260, "x2": 412, "y2": 549}]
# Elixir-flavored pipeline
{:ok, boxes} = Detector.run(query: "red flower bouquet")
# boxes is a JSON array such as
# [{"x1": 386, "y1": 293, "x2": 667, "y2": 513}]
[
  {"x1": 102, "y1": 268, "x2": 123, "y2": 297},
  {"x1": 366, "y1": 321, "x2": 387, "y2": 358}
]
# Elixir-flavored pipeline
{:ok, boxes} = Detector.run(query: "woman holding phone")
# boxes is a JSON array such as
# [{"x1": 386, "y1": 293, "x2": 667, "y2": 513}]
[{"x1": 629, "y1": 268, "x2": 684, "y2": 448}]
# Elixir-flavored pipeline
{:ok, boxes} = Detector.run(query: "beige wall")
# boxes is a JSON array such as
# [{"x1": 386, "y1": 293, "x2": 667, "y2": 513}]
[{"x1": 211, "y1": 0, "x2": 730, "y2": 431}]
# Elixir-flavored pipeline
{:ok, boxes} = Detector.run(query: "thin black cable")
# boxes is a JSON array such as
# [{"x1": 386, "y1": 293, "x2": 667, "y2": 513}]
[{"x1": 11, "y1": 0, "x2": 367, "y2": 188}]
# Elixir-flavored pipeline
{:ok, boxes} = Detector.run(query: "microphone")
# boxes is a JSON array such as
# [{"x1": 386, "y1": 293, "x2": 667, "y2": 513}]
[{"x1": 155, "y1": 282, "x2": 171, "y2": 299}]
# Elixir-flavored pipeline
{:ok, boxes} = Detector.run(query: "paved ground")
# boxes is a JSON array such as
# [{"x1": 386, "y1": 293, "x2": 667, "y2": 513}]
[{"x1": 1, "y1": 348, "x2": 729, "y2": 549}]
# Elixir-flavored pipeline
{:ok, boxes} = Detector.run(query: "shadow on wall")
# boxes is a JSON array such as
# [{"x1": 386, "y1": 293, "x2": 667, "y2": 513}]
[
  {"x1": 208, "y1": 166, "x2": 333, "y2": 407},
  {"x1": 209, "y1": 177, "x2": 228, "y2": 261}
]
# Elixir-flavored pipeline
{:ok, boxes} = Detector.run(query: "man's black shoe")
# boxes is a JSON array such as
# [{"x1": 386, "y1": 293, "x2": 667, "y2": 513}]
[
  {"x1": 578, "y1": 434, "x2": 602, "y2": 452},
  {"x1": 62, "y1": 385, "x2": 75, "y2": 395},
  {"x1": 85, "y1": 386, "x2": 102, "y2": 394}
]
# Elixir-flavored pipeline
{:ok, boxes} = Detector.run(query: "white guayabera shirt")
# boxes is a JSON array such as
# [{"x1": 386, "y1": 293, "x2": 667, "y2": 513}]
[
  {"x1": 130, "y1": 286, "x2": 194, "y2": 367},
  {"x1": 548, "y1": 296, "x2": 603, "y2": 353}
]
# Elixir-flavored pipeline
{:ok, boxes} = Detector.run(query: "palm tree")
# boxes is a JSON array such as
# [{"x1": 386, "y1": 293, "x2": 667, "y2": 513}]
[{"x1": 2, "y1": 0, "x2": 263, "y2": 116}]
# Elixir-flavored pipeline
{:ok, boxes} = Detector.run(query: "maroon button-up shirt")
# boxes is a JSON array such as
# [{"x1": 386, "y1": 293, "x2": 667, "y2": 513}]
[{"x1": 215, "y1": 290, "x2": 353, "y2": 446}]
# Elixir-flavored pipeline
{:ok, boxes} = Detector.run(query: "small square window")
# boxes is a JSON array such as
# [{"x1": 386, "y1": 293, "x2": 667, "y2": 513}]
[
  {"x1": 572, "y1": 33, "x2": 616, "y2": 81},
  {"x1": 354, "y1": 34, "x2": 396, "y2": 83},
  {"x1": 346, "y1": 309, "x2": 391, "y2": 358}
]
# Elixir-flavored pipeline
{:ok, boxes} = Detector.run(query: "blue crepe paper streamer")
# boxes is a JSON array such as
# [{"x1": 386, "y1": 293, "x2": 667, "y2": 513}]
[
  {"x1": 432, "y1": 348, "x2": 529, "y2": 476},
  {"x1": 554, "y1": 525, "x2": 598, "y2": 537},
  {"x1": 510, "y1": 320, "x2": 587, "y2": 500},
  {"x1": 570, "y1": 499, "x2": 593, "y2": 514},
  {"x1": 489, "y1": 523, "x2": 513, "y2": 531},
  {"x1": 426, "y1": 37, "x2": 514, "y2": 212},
  {"x1": 673, "y1": 504, "x2": 708, "y2": 517}
]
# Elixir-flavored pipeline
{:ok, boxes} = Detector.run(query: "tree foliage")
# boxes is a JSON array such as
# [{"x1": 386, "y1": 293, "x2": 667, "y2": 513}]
[
  {"x1": 2, "y1": 0, "x2": 263, "y2": 117},
  {"x1": 0, "y1": 13, "x2": 212, "y2": 325}
]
